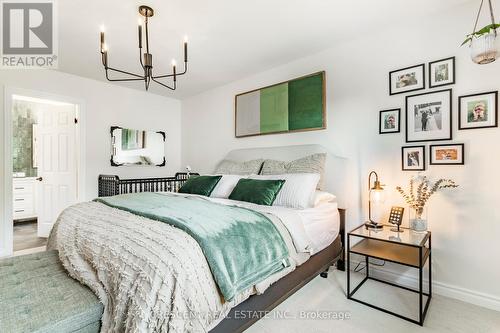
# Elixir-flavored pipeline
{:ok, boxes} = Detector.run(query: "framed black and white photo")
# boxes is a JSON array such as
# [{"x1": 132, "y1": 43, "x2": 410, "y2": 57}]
[
  {"x1": 429, "y1": 57, "x2": 455, "y2": 88},
  {"x1": 430, "y1": 143, "x2": 464, "y2": 165},
  {"x1": 389, "y1": 64, "x2": 425, "y2": 95},
  {"x1": 458, "y1": 91, "x2": 498, "y2": 130},
  {"x1": 379, "y1": 108, "x2": 400, "y2": 134},
  {"x1": 402, "y1": 146, "x2": 426, "y2": 171},
  {"x1": 405, "y1": 89, "x2": 452, "y2": 142}
]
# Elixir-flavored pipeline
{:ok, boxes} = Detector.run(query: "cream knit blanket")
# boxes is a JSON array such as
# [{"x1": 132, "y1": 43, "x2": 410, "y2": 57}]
[{"x1": 48, "y1": 201, "x2": 301, "y2": 332}]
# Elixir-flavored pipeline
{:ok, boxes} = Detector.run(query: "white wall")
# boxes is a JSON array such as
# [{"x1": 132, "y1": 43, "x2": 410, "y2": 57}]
[
  {"x1": 0, "y1": 69, "x2": 181, "y2": 255},
  {"x1": 181, "y1": 3, "x2": 500, "y2": 309}
]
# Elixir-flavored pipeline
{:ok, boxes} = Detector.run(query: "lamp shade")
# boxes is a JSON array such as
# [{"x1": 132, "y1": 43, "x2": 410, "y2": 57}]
[{"x1": 369, "y1": 188, "x2": 386, "y2": 203}]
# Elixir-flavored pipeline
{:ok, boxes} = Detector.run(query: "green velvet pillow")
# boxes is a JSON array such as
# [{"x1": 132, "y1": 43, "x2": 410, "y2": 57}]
[
  {"x1": 178, "y1": 175, "x2": 222, "y2": 196},
  {"x1": 228, "y1": 178, "x2": 285, "y2": 206}
]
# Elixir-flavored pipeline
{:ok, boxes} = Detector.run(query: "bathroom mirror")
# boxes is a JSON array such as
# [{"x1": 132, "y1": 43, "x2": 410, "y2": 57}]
[{"x1": 110, "y1": 126, "x2": 166, "y2": 166}]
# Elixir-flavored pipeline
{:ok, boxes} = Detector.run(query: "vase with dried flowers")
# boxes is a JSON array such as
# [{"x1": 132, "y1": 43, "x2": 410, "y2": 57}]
[{"x1": 396, "y1": 176, "x2": 458, "y2": 232}]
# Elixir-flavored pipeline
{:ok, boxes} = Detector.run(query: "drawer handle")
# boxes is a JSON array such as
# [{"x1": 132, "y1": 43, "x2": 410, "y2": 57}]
[
  {"x1": 14, "y1": 187, "x2": 25, "y2": 190},
  {"x1": 14, "y1": 198, "x2": 25, "y2": 201},
  {"x1": 14, "y1": 209, "x2": 25, "y2": 213}
]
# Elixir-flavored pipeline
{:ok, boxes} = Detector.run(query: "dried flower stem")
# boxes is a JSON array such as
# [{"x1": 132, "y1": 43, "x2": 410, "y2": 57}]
[{"x1": 396, "y1": 176, "x2": 458, "y2": 219}]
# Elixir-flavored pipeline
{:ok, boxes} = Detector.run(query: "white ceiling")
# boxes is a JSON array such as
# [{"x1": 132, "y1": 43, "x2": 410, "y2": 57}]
[{"x1": 58, "y1": 0, "x2": 473, "y2": 99}]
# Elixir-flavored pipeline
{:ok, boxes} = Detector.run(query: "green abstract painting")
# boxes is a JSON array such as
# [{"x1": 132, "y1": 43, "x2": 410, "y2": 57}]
[{"x1": 235, "y1": 72, "x2": 325, "y2": 137}]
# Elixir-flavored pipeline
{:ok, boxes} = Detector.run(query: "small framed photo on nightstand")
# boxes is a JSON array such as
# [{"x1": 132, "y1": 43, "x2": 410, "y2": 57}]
[
  {"x1": 430, "y1": 143, "x2": 464, "y2": 165},
  {"x1": 402, "y1": 146, "x2": 426, "y2": 171}
]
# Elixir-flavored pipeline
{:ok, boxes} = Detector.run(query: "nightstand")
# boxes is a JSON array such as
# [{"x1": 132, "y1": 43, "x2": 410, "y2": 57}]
[{"x1": 347, "y1": 224, "x2": 432, "y2": 326}]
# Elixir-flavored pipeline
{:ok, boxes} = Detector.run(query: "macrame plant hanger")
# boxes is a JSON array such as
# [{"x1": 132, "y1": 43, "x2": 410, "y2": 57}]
[{"x1": 469, "y1": 0, "x2": 499, "y2": 64}]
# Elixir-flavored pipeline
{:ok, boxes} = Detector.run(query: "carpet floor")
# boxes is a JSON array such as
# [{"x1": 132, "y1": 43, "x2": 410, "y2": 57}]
[{"x1": 245, "y1": 269, "x2": 500, "y2": 333}]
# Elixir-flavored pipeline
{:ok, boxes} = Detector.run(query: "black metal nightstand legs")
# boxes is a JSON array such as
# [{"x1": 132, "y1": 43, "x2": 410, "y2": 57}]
[
  {"x1": 346, "y1": 228, "x2": 432, "y2": 326},
  {"x1": 346, "y1": 233, "x2": 351, "y2": 297}
]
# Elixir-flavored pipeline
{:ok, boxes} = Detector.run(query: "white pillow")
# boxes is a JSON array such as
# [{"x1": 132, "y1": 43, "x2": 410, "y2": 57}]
[
  {"x1": 210, "y1": 175, "x2": 248, "y2": 198},
  {"x1": 249, "y1": 173, "x2": 320, "y2": 209},
  {"x1": 313, "y1": 191, "x2": 337, "y2": 207}
]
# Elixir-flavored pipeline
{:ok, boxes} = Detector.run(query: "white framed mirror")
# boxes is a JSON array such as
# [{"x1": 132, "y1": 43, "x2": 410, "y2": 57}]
[{"x1": 110, "y1": 126, "x2": 166, "y2": 166}]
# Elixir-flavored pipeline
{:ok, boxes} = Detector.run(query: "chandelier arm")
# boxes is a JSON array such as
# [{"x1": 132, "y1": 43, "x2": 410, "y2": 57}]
[
  {"x1": 105, "y1": 66, "x2": 145, "y2": 79},
  {"x1": 151, "y1": 77, "x2": 176, "y2": 91},
  {"x1": 152, "y1": 63, "x2": 188, "y2": 79},
  {"x1": 105, "y1": 69, "x2": 145, "y2": 82}
]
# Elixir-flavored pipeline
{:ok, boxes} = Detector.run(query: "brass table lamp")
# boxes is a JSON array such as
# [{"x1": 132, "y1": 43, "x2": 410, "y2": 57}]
[{"x1": 365, "y1": 171, "x2": 385, "y2": 229}]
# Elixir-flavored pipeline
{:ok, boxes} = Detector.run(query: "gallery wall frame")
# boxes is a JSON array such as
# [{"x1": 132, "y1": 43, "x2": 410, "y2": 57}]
[
  {"x1": 429, "y1": 143, "x2": 465, "y2": 165},
  {"x1": 458, "y1": 91, "x2": 498, "y2": 130},
  {"x1": 405, "y1": 89, "x2": 453, "y2": 143},
  {"x1": 379, "y1": 108, "x2": 401, "y2": 134},
  {"x1": 234, "y1": 71, "x2": 326, "y2": 138},
  {"x1": 389, "y1": 63, "x2": 425, "y2": 95},
  {"x1": 401, "y1": 145, "x2": 426, "y2": 171},
  {"x1": 428, "y1": 56, "x2": 456, "y2": 88}
]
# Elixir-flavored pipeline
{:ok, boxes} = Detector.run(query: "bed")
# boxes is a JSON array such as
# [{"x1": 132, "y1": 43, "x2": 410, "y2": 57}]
[
  {"x1": 19, "y1": 144, "x2": 346, "y2": 332},
  {"x1": 207, "y1": 144, "x2": 347, "y2": 332}
]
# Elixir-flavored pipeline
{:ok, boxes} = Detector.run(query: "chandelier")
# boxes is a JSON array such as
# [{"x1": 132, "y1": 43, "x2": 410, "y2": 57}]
[{"x1": 99, "y1": 5, "x2": 188, "y2": 91}]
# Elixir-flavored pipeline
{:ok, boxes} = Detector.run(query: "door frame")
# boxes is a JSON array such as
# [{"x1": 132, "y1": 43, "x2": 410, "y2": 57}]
[{"x1": 1, "y1": 86, "x2": 86, "y2": 257}]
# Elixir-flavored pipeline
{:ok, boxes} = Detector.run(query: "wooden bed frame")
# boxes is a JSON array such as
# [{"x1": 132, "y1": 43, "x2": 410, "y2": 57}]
[{"x1": 210, "y1": 209, "x2": 345, "y2": 333}]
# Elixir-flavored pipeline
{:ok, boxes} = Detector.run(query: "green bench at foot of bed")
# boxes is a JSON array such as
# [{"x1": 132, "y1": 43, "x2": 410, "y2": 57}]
[{"x1": 0, "y1": 250, "x2": 103, "y2": 333}]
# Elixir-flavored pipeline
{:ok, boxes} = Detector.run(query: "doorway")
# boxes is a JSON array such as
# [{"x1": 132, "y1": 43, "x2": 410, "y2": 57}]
[{"x1": 2, "y1": 89, "x2": 84, "y2": 257}]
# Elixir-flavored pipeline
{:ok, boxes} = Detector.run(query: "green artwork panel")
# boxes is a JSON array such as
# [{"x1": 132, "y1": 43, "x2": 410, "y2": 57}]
[
  {"x1": 260, "y1": 83, "x2": 289, "y2": 133},
  {"x1": 288, "y1": 74, "x2": 324, "y2": 130}
]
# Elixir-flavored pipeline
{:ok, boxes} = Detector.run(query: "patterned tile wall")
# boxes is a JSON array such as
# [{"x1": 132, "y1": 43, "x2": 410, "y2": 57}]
[{"x1": 12, "y1": 101, "x2": 38, "y2": 177}]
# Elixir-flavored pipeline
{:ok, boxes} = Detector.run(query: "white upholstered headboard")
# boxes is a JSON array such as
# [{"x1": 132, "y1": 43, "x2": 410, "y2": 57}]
[{"x1": 221, "y1": 144, "x2": 351, "y2": 208}]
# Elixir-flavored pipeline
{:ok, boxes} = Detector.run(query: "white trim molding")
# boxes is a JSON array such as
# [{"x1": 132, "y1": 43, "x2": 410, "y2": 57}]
[
  {"x1": 349, "y1": 260, "x2": 500, "y2": 312},
  {"x1": 1, "y1": 87, "x2": 86, "y2": 257}
]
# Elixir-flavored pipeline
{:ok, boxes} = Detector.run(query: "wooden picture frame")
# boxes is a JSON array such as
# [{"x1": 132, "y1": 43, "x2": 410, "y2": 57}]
[
  {"x1": 234, "y1": 71, "x2": 326, "y2": 138},
  {"x1": 405, "y1": 89, "x2": 452, "y2": 143},
  {"x1": 429, "y1": 57, "x2": 455, "y2": 88},
  {"x1": 458, "y1": 91, "x2": 498, "y2": 130},
  {"x1": 379, "y1": 108, "x2": 401, "y2": 134},
  {"x1": 402, "y1": 145, "x2": 426, "y2": 171},
  {"x1": 430, "y1": 143, "x2": 464, "y2": 165},
  {"x1": 389, "y1": 64, "x2": 425, "y2": 95}
]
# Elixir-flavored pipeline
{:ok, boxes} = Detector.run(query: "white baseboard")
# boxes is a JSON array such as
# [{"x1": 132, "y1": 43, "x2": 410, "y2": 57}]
[{"x1": 349, "y1": 260, "x2": 500, "y2": 312}]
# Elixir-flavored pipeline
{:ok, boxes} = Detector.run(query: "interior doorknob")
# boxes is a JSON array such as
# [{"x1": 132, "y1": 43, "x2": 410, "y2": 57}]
[{"x1": 36, "y1": 177, "x2": 43, "y2": 181}]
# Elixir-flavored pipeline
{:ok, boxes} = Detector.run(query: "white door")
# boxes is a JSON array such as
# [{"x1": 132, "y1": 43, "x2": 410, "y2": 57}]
[{"x1": 36, "y1": 103, "x2": 77, "y2": 237}]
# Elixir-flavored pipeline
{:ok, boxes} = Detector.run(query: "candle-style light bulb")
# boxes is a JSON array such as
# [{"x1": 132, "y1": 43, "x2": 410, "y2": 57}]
[
  {"x1": 183, "y1": 36, "x2": 188, "y2": 63},
  {"x1": 102, "y1": 44, "x2": 108, "y2": 66},
  {"x1": 100, "y1": 25, "x2": 105, "y2": 53},
  {"x1": 172, "y1": 59, "x2": 177, "y2": 81},
  {"x1": 138, "y1": 19, "x2": 142, "y2": 48}
]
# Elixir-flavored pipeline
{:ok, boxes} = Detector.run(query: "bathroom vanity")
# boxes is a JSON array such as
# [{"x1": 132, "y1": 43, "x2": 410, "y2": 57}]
[{"x1": 13, "y1": 177, "x2": 38, "y2": 221}]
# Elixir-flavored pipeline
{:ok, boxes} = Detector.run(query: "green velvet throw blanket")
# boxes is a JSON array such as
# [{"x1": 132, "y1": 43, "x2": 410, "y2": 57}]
[{"x1": 95, "y1": 192, "x2": 290, "y2": 301}]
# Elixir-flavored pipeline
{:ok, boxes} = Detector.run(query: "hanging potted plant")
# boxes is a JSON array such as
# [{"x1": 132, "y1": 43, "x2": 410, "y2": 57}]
[
  {"x1": 462, "y1": 0, "x2": 500, "y2": 64},
  {"x1": 396, "y1": 176, "x2": 458, "y2": 233}
]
